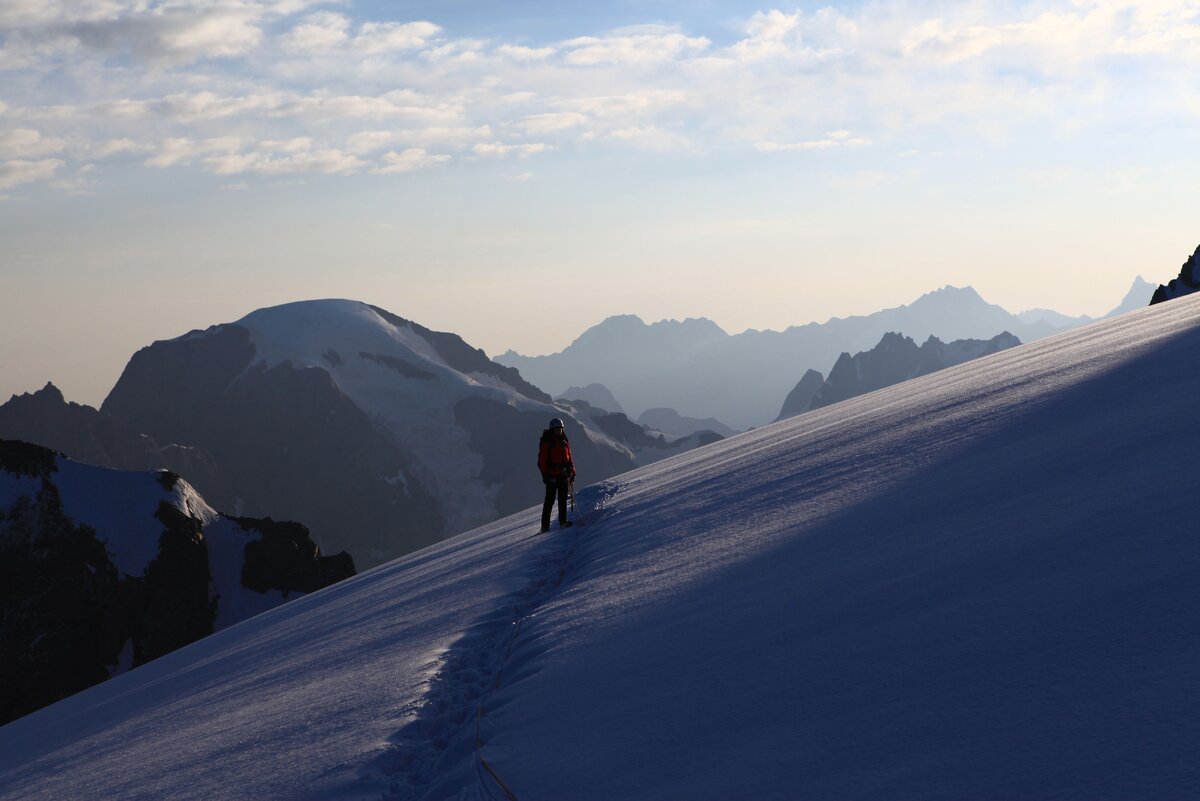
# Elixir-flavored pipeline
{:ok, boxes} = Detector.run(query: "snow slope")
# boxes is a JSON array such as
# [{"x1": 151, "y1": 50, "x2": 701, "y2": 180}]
[{"x1": 4, "y1": 295, "x2": 1200, "y2": 799}]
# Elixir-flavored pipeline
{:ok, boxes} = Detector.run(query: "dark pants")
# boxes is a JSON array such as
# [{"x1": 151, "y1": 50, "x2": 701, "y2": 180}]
[{"x1": 542, "y1": 477, "x2": 568, "y2": 528}]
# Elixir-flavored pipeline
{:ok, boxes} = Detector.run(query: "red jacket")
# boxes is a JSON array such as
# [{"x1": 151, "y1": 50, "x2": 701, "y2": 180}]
[{"x1": 538, "y1": 430, "x2": 575, "y2": 480}]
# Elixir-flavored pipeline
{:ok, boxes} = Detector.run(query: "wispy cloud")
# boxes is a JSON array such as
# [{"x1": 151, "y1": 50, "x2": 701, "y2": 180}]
[{"x1": 3, "y1": 1, "x2": 1199, "y2": 193}]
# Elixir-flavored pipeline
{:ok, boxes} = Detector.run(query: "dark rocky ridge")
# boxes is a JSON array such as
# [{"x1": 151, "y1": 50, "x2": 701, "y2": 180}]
[
  {"x1": 0, "y1": 439, "x2": 354, "y2": 725},
  {"x1": 0, "y1": 382, "x2": 224, "y2": 492},
  {"x1": 1150, "y1": 245, "x2": 1200, "y2": 305},
  {"x1": 778, "y1": 331, "x2": 1021, "y2": 420},
  {"x1": 774, "y1": 370, "x2": 825, "y2": 423}
]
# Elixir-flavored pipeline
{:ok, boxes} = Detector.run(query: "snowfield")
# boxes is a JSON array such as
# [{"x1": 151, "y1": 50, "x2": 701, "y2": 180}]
[{"x1": 3, "y1": 295, "x2": 1200, "y2": 800}]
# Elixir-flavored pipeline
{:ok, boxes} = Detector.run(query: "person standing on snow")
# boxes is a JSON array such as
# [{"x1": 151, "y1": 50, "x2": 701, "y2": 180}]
[{"x1": 538, "y1": 417, "x2": 576, "y2": 532}]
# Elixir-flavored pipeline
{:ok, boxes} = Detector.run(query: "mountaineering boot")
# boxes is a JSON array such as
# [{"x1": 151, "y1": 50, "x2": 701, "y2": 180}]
[
  {"x1": 538, "y1": 525, "x2": 550, "y2": 534},
  {"x1": 560, "y1": 520, "x2": 573, "y2": 529}
]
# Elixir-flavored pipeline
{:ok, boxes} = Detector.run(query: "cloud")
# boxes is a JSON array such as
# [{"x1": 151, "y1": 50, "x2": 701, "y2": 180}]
[
  {"x1": 346, "y1": 130, "x2": 395, "y2": 154},
  {"x1": 0, "y1": 0, "x2": 327, "y2": 65},
  {"x1": 0, "y1": 128, "x2": 66, "y2": 158},
  {"x1": 0, "y1": 158, "x2": 64, "y2": 190},
  {"x1": 517, "y1": 112, "x2": 589, "y2": 135},
  {"x1": 756, "y1": 131, "x2": 871, "y2": 152},
  {"x1": 146, "y1": 137, "x2": 242, "y2": 168},
  {"x1": 561, "y1": 28, "x2": 710, "y2": 66},
  {"x1": 355, "y1": 21, "x2": 441, "y2": 53},
  {"x1": 89, "y1": 137, "x2": 147, "y2": 158},
  {"x1": 281, "y1": 11, "x2": 350, "y2": 53},
  {"x1": 607, "y1": 126, "x2": 692, "y2": 151},
  {"x1": 206, "y1": 145, "x2": 366, "y2": 176},
  {"x1": 374, "y1": 148, "x2": 451, "y2": 174},
  {"x1": 472, "y1": 142, "x2": 549, "y2": 158},
  {"x1": 6, "y1": 1, "x2": 1200, "y2": 193},
  {"x1": 496, "y1": 44, "x2": 556, "y2": 61}
]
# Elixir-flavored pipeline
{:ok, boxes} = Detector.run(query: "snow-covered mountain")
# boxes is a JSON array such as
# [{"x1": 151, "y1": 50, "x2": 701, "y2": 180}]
[
  {"x1": 497, "y1": 283, "x2": 1129, "y2": 429},
  {"x1": 3, "y1": 294, "x2": 1198, "y2": 800},
  {"x1": 93, "y1": 300, "x2": 639, "y2": 567},
  {"x1": 778, "y1": 330, "x2": 1021, "y2": 420},
  {"x1": 0, "y1": 439, "x2": 352, "y2": 724}
]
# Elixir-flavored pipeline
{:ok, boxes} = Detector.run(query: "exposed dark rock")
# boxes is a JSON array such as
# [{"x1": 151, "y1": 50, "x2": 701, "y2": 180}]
[
  {"x1": 0, "y1": 383, "x2": 224, "y2": 491},
  {"x1": 1150, "y1": 245, "x2": 1200, "y2": 305},
  {"x1": 139, "y1": 501, "x2": 213, "y2": 664},
  {"x1": 359, "y1": 352, "x2": 438, "y2": 381},
  {"x1": 322, "y1": 349, "x2": 343, "y2": 367},
  {"x1": 0, "y1": 437, "x2": 60, "y2": 478},
  {"x1": 237, "y1": 516, "x2": 356, "y2": 596},
  {"x1": 0, "y1": 440, "x2": 357, "y2": 724},
  {"x1": 783, "y1": 331, "x2": 1021, "y2": 416},
  {"x1": 776, "y1": 370, "x2": 825, "y2": 422}
]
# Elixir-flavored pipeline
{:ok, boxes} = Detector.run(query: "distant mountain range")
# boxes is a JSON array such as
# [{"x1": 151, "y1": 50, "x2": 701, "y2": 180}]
[
  {"x1": 497, "y1": 278, "x2": 1155, "y2": 429},
  {"x1": 0, "y1": 438, "x2": 352, "y2": 724}
]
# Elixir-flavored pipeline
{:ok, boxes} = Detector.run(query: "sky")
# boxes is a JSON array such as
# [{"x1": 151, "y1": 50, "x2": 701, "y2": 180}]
[{"x1": 1, "y1": 0, "x2": 1198, "y2": 406}]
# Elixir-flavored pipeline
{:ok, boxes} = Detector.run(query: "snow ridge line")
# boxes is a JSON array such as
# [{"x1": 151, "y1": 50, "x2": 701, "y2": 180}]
[{"x1": 472, "y1": 481, "x2": 620, "y2": 801}]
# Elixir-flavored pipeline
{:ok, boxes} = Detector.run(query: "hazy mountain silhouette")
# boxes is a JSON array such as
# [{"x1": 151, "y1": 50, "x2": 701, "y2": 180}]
[
  {"x1": 558, "y1": 383, "x2": 624, "y2": 414},
  {"x1": 636, "y1": 407, "x2": 736, "y2": 439},
  {"x1": 779, "y1": 331, "x2": 1020, "y2": 420},
  {"x1": 498, "y1": 285, "x2": 1098, "y2": 429}
]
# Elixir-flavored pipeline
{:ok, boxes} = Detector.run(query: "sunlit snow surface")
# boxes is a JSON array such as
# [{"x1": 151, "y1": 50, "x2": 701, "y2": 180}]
[{"x1": 4, "y1": 297, "x2": 1200, "y2": 800}]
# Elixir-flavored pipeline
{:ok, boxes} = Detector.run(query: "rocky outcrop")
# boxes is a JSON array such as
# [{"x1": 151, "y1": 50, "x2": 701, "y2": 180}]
[
  {"x1": 0, "y1": 383, "x2": 224, "y2": 491},
  {"x1": 0, "y1": 439, "x2": 354, "y2": 725},
  {"x1": 1150, "y1": 246, "x2": 1200, "y2": 305},
  {"x1": 778, "y1": 332, "x2": 1020, "y2": 418},
  {"x1": 774, "y1": 370, "x2": 825, "y2": 422},
  {"x1": 238, "y1": 517, "x2": 356, "y2": 596}
]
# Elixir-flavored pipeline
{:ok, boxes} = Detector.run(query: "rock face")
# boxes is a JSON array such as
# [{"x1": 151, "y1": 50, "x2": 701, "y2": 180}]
[
  {"x1": 778, "y1": 332, "x2": 1021, "y2": 419},
  {"x1": 0, "y1": 439, "x2": 354, "y2": 725},
  {"x1": 636, "y1": 407, "x2": 736, "y2": 439},
  {"x1": 0, "y1": 382, "x2": 225, "y2": 492},
  {"x1": 774, "y1": 370, "x2": 825, "y2": 422},
  {"x1": 92, "y1": 300, "x2": 637, "y2": 568},
  {"x1": 559, "y1": 383, "x2": 625, "y2": 414},
  {"x1": 1150, "y1": 246, "x2": 1200, "y2": 305}
]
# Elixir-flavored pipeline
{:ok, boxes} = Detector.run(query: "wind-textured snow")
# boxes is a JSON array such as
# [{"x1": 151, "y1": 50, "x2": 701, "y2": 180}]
[{"x1": 4, "y1": 296, "x2": 1200, "y2": 800}]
